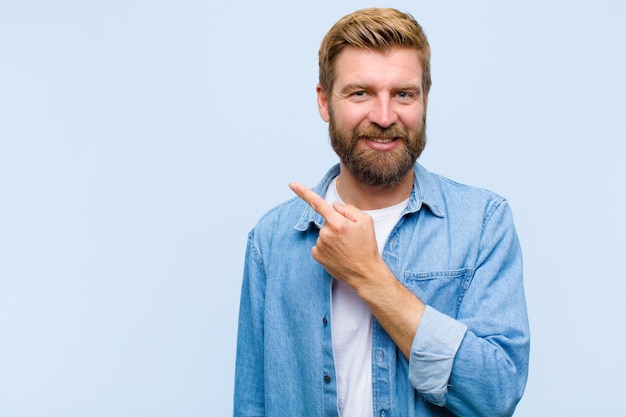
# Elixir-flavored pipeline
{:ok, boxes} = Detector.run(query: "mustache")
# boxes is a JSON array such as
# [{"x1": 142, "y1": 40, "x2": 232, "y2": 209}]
[{"x1": 352, "y1": 124, "x2": 408, "y2": 141}]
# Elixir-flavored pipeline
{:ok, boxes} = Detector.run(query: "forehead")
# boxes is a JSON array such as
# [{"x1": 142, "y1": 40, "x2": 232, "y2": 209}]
[{"x1": 333, "y1": 46, "x2": 423, "y2": 89}]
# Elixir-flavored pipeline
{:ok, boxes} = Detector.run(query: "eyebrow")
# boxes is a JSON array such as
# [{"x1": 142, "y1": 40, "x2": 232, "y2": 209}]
[
  {"x1": 338, "y1": 83, "x2": 370, "y2": 95},
  {"x1": 338, "y1": 83, "x2": 422, "y2": 95},
  {"x1": 391, "y1": 84, "x2": 422, "y2": 94}
]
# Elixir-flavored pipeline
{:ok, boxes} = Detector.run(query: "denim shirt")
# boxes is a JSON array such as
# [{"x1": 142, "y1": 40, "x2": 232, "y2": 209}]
[{"x1": 234, "y1": 163, "x2": 530, "y2": 417}]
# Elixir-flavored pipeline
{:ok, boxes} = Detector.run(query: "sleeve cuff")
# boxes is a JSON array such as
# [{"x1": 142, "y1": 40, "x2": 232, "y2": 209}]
[{"x1": 409, "y1": 305, "x2": 467, "y2": 406}]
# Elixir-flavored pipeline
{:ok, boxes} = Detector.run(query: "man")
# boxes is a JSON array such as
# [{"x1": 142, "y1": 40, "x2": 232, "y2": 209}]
[{"x1": 234, "y1": 8, "x2": 529, "y2": 417}]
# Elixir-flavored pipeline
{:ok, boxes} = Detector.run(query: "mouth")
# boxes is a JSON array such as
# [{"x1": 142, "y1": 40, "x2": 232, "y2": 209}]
[
  {"x1": 358, "y1": 136, "x2": 402, "y2": 152},
  {"x1": 364, "y1": 137, "x2": 398, "y2": 143}
]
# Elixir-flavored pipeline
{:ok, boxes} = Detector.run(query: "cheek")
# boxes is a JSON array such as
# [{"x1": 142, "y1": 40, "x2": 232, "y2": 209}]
[
  {"x1": 348, "y1": 110, "x2": 376, "y2": 131},
  {"x1": 399, "y1": 107, "x2": 424, "y2": 129},
  {"x1": 331, "y1": 109, "x2": 362, "y2": 132}
]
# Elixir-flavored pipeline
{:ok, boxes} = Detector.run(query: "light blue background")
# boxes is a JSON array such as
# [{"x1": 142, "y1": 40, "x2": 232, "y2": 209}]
[{"x1": 1, "y1": 1, "x2": 625, "y2": 415}]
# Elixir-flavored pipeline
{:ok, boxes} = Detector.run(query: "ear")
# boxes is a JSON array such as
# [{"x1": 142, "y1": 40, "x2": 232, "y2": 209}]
[{"x1": 316, "y1": 84, "x2": 330, "y2": 122}]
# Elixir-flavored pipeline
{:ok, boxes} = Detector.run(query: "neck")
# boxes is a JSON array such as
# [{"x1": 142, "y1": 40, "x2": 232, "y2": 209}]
[{"x1": 336, "y1": 164, "x2": 414, "y2": 210}]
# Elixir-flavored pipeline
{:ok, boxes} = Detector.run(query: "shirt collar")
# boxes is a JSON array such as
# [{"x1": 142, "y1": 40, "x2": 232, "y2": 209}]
[{"x1": 294, "y1": 162, "x2": 444, "y2": 232}]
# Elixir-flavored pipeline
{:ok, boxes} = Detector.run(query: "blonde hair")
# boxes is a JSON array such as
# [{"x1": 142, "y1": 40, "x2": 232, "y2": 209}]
[{"x1": 318, "y1": 8, "x2": 431, "y2": 95}]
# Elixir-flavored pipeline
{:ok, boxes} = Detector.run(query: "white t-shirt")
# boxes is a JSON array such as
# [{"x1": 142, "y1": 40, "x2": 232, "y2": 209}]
[{"x1": 324, "y1": 177, "x2": 408, "y2": 417}]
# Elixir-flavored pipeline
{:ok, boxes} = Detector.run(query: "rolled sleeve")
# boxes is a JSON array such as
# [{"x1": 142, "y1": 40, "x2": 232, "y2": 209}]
[{"x1": 408, "y1": 305, "x2": 467, "y2": 406}]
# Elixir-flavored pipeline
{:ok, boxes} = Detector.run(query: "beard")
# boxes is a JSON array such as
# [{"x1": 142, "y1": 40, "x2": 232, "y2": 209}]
[{"x1": 329, "y1": 113, "x2": 427, "y2": 188}]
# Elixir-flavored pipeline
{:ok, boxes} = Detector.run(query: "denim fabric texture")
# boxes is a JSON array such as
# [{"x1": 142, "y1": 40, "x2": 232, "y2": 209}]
[{"x1": 234, "y1": 163, "x2": 530, "y2": 417}]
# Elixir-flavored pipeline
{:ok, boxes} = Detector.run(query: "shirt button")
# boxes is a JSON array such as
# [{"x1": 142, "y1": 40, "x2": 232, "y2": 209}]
[
  {"x1": 323, "y1": 316, "x2": 328, "y2": 325},
  {"x1": 324, "y1": 375, "x2": 331, "y2": 383}
]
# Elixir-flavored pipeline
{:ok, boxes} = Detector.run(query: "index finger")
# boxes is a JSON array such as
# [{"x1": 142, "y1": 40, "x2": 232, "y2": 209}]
[{"x1": 289, "y1": 181, "x2": 337, "y2": 221}]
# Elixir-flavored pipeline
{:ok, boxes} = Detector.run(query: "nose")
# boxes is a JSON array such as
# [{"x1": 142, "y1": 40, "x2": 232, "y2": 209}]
[{"x1": 368, "y1": 94, "x2": 398, "y2": 128}]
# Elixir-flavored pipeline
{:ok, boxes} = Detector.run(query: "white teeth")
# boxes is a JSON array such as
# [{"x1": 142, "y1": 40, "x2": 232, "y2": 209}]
[{"x1": 370, "y1": 138, "x2": 394, "y2": 143}]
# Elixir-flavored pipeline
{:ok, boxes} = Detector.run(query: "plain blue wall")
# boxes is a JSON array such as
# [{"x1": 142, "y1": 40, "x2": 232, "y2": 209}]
[{"x1": 1, "y1": 1, "x2": 625, "y2": 415}]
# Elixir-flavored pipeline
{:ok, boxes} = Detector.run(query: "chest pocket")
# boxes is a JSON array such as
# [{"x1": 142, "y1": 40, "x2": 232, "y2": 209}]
[{"x1": 404, "y1": 268, "x2": 474, "y2": 318}]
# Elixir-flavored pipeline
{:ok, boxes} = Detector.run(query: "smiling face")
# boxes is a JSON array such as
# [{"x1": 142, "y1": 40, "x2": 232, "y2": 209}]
[{"x1": 318, "y1": 47, "x2": 428, "y2": 188}]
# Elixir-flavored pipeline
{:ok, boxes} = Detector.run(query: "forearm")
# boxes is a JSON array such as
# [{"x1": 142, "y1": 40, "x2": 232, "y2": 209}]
[
  {"x1": 443, "y1": 327, "x2": 529, "y2": 417},
  {"x1": 354, "y1": 262, "x2": 526, "y2": 416},
  {"x1": 373, "y1": 289, "x2": 526, "y2": 416},
  {"x1": 354, "y1": 263, "x2": 425, "y2": 360}
]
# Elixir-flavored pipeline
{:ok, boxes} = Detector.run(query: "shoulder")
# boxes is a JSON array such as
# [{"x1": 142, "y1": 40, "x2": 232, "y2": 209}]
[
  {"x1": 439, "y1": 174, "x2": 509, "y2": 224},
  {"x1": 251, "y1": 196, "x2": 306, "y2": 236},
  {"x1": 251, "y1": 164, "x2": 340, "y2": 238},
  {"x1": 415, "y1": 163, "x2": 510, "y2": 223},
  {"x1": 246, "y1": 193, "x2": 323, "y2": 269},
  {"x1": 434, "y1": 173, "x2": 504, "y2": 202}
]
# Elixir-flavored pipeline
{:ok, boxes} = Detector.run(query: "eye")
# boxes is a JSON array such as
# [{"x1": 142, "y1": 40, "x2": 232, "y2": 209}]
[{"x1": 347, "y1": 90, "x2": 370, "y2": 102}]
